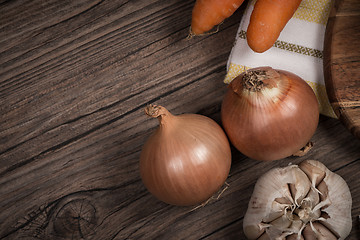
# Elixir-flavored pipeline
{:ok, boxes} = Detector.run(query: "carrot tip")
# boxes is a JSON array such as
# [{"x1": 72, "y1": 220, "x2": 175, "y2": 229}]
[
  {"x1": 187, "y1": 23, "x2": 222, "y2": 40},
  {"x1": 187, "y1": 27, "x2": 195, "y2": 40}
]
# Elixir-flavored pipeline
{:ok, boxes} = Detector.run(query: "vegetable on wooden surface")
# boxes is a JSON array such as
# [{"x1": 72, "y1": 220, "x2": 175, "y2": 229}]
[
  {"x1": 246, "y1": 0, "x2": 302, "y2": 53},
  {"x1": 139, "y1": 104, "x2": 231, "y2": 206},
  {"x1": 190, "y1": 0, "x2": 245, "y2": 36},
  {"x1": 243, "y1": 160, "x2": 352, "y2": 239},
  {"x1": 221, "y1": 66, "x2": 319, "y2": 161}
]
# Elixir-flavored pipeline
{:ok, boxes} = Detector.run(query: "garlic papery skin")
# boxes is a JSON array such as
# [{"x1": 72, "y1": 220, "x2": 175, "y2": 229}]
[{"x1": 243, "y1": 160, "x2": 352, "y2": 240}]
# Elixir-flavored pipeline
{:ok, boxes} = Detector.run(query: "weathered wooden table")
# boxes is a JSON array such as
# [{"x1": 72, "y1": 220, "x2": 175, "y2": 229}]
[{"x1": 1, "y1": 0, "x2": 359, "y2": 239}]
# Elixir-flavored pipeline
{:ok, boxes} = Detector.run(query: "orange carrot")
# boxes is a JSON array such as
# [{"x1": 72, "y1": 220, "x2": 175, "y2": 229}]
[
  {"x1": 246, "y1": 0, "x2": 302, "y2": 53},
  {"x1": 190, "y1": 0, "x2": 245, "y2": 36}
]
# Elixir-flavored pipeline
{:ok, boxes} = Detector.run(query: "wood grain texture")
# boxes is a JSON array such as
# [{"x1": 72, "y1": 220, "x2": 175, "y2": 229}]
[
  {"x1": 0, "y1": 0, "x2": 359, "y2": 239},
  {"x1": 324, "y1": 0, "x2": 360, "y2": 139}
]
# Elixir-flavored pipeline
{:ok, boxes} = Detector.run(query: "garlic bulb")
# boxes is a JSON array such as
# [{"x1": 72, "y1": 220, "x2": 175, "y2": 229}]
[{"x1": 243, "y1": 160, "x2": 352, "y2": 240}]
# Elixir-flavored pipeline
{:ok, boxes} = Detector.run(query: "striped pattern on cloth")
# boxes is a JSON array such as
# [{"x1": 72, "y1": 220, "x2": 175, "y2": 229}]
[{"x1": 224, "y1": 0, "x2": 336, "y2": 118}]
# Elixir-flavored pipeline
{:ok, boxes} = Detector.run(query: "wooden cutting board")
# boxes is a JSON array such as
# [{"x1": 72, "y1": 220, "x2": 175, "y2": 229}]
[{"x1": 323, "y1": 0, "x2": 360, "y2": 139}]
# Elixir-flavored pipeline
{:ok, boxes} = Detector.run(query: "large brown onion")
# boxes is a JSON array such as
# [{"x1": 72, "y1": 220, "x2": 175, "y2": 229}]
[
  {"x1": 221, "y1": 67, "x2": 319, "y2": 161},
  {"x1": 140, "y1": 104, "x2": 232, "y2": 206}
]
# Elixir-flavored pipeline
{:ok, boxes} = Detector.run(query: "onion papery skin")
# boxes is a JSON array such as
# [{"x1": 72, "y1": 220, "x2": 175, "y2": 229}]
[
  {"x1": 221, "y1": 67, "x2": 319, "y2": 161},
  {"x1": 140, "y1": 105, "x2": 232, "y2": 206}
]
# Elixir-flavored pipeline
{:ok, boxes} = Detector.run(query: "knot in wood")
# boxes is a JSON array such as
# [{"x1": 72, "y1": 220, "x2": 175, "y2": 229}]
[{"x1": 53, "y1": 199, "x2": 97, "y2": 239}]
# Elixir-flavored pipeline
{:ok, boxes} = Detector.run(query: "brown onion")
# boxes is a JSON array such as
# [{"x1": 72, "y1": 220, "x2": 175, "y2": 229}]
[
  {"x1": 221, "y1": 67, "x2": 319, "y2": 161},
  {"x1": 140, "y1": 104, "x2": 232, "y2": 206}
]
